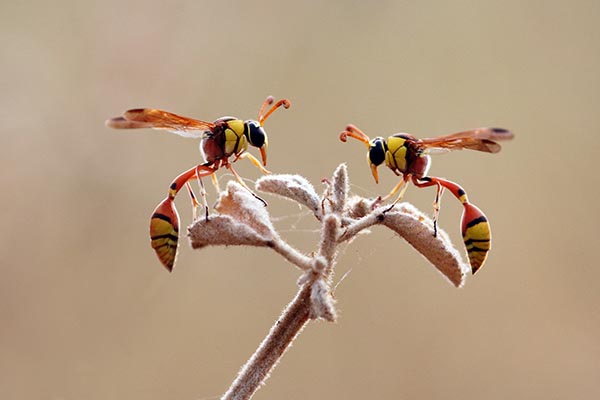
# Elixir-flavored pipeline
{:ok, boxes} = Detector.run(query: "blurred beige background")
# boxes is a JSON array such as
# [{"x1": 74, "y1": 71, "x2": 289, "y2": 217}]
[{"x1": 2, "y1": 1, "x2": 599, "y2": 399}]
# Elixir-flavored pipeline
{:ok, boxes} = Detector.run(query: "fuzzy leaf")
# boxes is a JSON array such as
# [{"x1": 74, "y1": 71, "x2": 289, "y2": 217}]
[
  {"x1": 216, "y1": 181, "x2": 277, "y2": 239},
  {"x1": 310, "y1": 278, "x2": 337, "y2": 322},
  {"x1": 330, "y1": 164, "x2": 349, "y2": 214},
  {"x1": 188, "y1": 215, "x2": 274, "y2": 249},
  {"x1": 380, "y1": 203, "x2": 470, "y2": 288},
  {"x1": 256, "y1": 174, "x2": 321, "y2": 217}
]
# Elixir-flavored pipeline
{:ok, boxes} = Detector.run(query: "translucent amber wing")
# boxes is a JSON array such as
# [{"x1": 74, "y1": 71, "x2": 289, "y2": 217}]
[
  {"x1": 106, "y1": 108, "x2": 215, "y2": 139},
  {"x1": 418, "y1": 128, "x2": 513, "y2": 153}
]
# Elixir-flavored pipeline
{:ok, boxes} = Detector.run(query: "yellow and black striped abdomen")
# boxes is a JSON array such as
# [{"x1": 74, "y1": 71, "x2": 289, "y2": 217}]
[
  {"x1": 149, "y1": 197, "x2": 180, "y2": 271},
  {"x1": 461, "y1": 203, "x2": 491, "y2": 274}
]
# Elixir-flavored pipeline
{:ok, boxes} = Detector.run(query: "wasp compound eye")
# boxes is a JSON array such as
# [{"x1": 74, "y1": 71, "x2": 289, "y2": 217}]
[
  {"x1": 246, "y1": 120, "x2": 267, "y2": 148},
  {"x1": 369, "y1": 138, "x2": 386, "y2": 166}
]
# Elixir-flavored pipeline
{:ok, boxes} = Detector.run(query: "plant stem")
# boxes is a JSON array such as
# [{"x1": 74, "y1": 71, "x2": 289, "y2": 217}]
[{"x1": 221, "y1": 283, "x2": 312, "y2": 400}]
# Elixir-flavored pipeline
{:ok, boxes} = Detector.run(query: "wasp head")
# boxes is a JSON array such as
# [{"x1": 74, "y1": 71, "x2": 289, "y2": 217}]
[
  {"x1": 245, "y1": 120, "x2": 268, "y2": 165},
  {"x1": 368, "y1": 137, "x2": 386, "y2": 184}
]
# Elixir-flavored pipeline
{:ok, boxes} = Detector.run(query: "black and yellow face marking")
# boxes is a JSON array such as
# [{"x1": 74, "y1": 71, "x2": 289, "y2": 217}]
[
  {"x1": 246, "y1": 120, "x2": 267, "y2": 148},
  {"x1": 367, "y1": 138, "x2": 386, "y2": 183},
  {"x1": 245, "y1": 120, "x2": 268, "y2": 165}
]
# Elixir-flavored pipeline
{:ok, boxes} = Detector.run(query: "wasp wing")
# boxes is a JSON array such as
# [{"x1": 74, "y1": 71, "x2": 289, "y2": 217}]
[
  {"x1": 418, "y1": 127, "x2": 514, "y2": 154},
  {"x1": 106, "y1": 109, "x2": 215, "y2": 139}
]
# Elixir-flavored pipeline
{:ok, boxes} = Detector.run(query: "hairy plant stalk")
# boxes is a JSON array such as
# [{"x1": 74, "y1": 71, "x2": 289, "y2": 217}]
[
  {"x1": 221, "y1": 283, "x2": 312, "y2": 400},
  {"x1": 187, "y1": 164, "x2": 469, "y2": 399}
]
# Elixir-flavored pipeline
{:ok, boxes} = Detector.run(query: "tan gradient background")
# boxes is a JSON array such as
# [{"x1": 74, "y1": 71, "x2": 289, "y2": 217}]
[{"x1": 2, "y1": 1, "x2": 599, "y2": 399}]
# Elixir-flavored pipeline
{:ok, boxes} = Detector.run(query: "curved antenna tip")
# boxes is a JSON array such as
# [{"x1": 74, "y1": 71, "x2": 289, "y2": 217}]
[{"x1": 339, "y1": 124, "x2": 372, "y2": 147}]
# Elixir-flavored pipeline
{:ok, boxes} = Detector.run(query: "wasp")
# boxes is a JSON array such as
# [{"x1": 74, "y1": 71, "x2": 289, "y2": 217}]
[
  {"x1": 106, "y1": 96, "x2": 291, "y2": 271},
  {"x1": 340, "y1": 124, "x2": 513, "y2": 274}
]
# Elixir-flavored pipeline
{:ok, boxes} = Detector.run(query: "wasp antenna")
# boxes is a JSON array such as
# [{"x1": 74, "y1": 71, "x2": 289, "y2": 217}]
[
  {"x1": 259, "y1": 98, "x2": 291, "y2": 126},
  {"x1": 258, "y1": 95, "x2": 275, "y2": 121},
  {"x1": 339, "y1": 124, "x2": 371, "y2": 148}
]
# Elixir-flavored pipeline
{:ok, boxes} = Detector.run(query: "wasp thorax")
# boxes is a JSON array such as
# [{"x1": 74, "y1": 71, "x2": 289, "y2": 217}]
[
  {"x1": 246, "y1": 120, "x2": 267, "y2": 148},
  {"x1": 368, "y1": 138, "x2": 386, "y2": 166}
]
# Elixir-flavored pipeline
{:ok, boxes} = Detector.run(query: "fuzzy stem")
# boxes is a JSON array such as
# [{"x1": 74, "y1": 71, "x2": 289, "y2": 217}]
[
  {"x1": 338, "y1": 210, "x2": 383, "y2": 243},
  {"x1": 270, "y1": 237, "x2": 313, "y2": 271},
  {"x1": 221, "y1": 283, "x2": 312, "y2": 400}
]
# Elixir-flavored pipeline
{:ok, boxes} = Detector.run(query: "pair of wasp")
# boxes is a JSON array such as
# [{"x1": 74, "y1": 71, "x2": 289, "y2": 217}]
[{"x1": 107, "y1": 97, "x2": 513, "y2": 273}]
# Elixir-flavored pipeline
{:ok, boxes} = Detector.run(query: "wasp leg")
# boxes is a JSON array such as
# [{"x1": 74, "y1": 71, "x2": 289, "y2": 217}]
[
  {"x1": 236, "y1": 152, "x2": 271, "y2": 174},
  {"x1": 210, "y1": 172, "x2": 221, "y2": 193},
  {"x1": 184, "y1": 182, "x2": 200, "y2": 221},
  {"x1": 194, "y1": 165, "x2": 211, "y2": 221},
  {"x1": 225, "y1": 163, "x2": 268, "y2": 207},
  {"x1": 431, "y1": 184, "x2": 445, "y2": 237},
  {"x1": 150, "y1": 164, "x2": 217, "y2": 271},
  {"x1": 412, "y1": 176, "x2": 467, "y2": 230},
  {"x1": 409, "y1": 178, "x2": 446, "y2": 237},
  {"x1": 164, "y1": 164, "x2": 218, "y2": 201},
  {"x1": 381, "y1": 175, "x2": 411, "y2": 213},
  {"x1": 413, "y1": 176, "x2": 491, "y2": 274}
]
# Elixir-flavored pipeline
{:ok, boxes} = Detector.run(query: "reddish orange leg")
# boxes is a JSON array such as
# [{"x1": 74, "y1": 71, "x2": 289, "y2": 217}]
[
  {"x1": 412, "y1": 176, "x2": 465, "y2": 236},
  {"x1": 412, "y1": 176, "x2": 469, "y2": 204},
  {"x1": 413, "y1": 176, "x2": 492, "y2": 274}
]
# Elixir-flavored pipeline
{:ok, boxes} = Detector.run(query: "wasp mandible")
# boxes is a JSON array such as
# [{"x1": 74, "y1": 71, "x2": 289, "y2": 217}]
[
  {"x1": 107, "y1": 96, "x2": 291, "y2": 271},
  {"x1": 340, "y1": 124, "x2": 513, "y2": 274}
]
